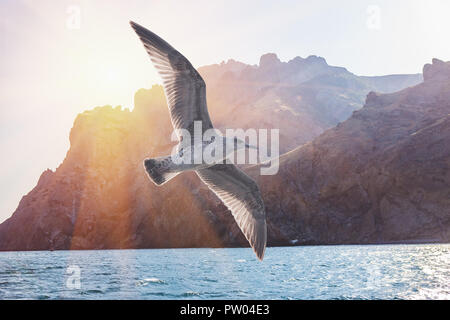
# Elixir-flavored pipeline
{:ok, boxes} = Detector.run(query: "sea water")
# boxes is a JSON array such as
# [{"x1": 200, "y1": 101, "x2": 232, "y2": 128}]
[{"x1": 0, "y1": 244, "x2": 448, "y2": 299}]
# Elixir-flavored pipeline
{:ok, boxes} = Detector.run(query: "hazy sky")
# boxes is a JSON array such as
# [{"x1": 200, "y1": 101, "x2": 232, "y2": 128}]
[{"x1": 1, "y1": 0, "x2": 449, "y2": 222}]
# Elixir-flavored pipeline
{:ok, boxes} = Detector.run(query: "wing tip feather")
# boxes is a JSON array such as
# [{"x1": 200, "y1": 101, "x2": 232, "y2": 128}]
[
  {"x1": 129, "y1": 20, "x2": 139, "y2": 29},
  {"x1": 251, "y1": 219, "x2": 267, "y2": 261},
  {"x1": 255, "y1": 246, "x2": 266, "y2": 261}
]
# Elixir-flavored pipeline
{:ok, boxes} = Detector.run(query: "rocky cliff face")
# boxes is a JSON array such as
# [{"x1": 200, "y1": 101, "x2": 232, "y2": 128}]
[
  {"x1": 0, "y1": 85, "x2": 251, "y2": 251},
  {"x1": 250, "y1": 58, "x2": 450, "y2": 244},
  {"x1": 0, "y1": 57, "x2": 445, "y2": 251}
]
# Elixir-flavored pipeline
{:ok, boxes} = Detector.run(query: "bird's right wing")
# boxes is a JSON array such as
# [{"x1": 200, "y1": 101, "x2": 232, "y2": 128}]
[
  {"x1": 196, "y1": 164, "x2": 267, "y2": 260},
  {"x1": 130, "y1": 21, "x2": 213, "y2": 138}
]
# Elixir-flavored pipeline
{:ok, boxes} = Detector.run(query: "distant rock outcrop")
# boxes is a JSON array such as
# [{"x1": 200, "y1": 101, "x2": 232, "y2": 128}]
[
  {"x1": 259, "y1": 53, "x2": 282, "y2": 69},
  {"x1": 423, "y1": 58, "x2": 450, "y2": 82},
  {"x1": 0, "y1": 57, "x2": 445, "y2": 252}
]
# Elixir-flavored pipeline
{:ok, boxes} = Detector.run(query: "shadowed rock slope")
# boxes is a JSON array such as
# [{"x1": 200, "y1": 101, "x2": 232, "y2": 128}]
[{"x1": 250, "y1": 58, "x2": 450, "y2": 244}]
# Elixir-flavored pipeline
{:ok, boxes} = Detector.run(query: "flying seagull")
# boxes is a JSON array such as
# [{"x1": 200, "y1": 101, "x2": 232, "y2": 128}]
[{"x1": 130, "y1": 21, "x2": 267, "y2": 260}]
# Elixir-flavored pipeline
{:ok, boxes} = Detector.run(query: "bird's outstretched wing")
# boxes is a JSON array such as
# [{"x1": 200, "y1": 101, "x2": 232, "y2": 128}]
[
  {"x1": 196, "y1": 164, "x2": 267, "y2": 260},
  {"x1": 130, "y1": 21, "x2": 213, "y2": 137}
]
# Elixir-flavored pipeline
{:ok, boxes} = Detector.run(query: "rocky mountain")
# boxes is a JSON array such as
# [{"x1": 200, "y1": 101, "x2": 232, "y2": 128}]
[
  {"x1": 0, "y1": 57, "x2": 446, "y2": 251},
  {"x1": 251, "y1": 58, "x2": 450, "y2": 244},
  {"x1": 199, "y1": 54, "x2": 422, "y2": 152}
]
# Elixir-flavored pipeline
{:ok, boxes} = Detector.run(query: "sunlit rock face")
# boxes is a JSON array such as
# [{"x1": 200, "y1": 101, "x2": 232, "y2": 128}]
[
  {"x1": 1, "y1": 57, "x2": 445, "y2": 252},
  {"x1": 0, "y1": 87, "x2": 232, "y2": 251}
]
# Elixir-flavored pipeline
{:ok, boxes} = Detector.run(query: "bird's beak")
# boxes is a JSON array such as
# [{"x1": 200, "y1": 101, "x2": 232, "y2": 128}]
[{"x1": 245, "y1": 143, "x2": 258, "y2": 150}]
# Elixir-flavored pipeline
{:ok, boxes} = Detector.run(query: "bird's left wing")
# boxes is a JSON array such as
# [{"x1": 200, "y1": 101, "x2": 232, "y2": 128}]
[
  {"x1": 196, "y1": 164, "x2": 267, "y2": 260},
  {"x1": 130, "y1": 21, "x2": 213, "y2": 138}
]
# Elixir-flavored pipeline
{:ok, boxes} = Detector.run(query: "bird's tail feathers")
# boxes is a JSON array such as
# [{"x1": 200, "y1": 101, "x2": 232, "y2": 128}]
[{"x1": 143, "y1": 156, "x2": 179, "y2": 186}]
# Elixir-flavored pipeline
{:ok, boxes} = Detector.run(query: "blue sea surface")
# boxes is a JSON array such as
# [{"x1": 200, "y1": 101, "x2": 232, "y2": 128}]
[{"x1": 0, "y1": 244, "x2": 448, "y2": 299}]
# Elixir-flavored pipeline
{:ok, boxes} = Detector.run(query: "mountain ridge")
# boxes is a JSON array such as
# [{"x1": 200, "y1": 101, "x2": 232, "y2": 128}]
[{"x1": 199, "y1": 53, "x2": 422, "y2": 153}]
